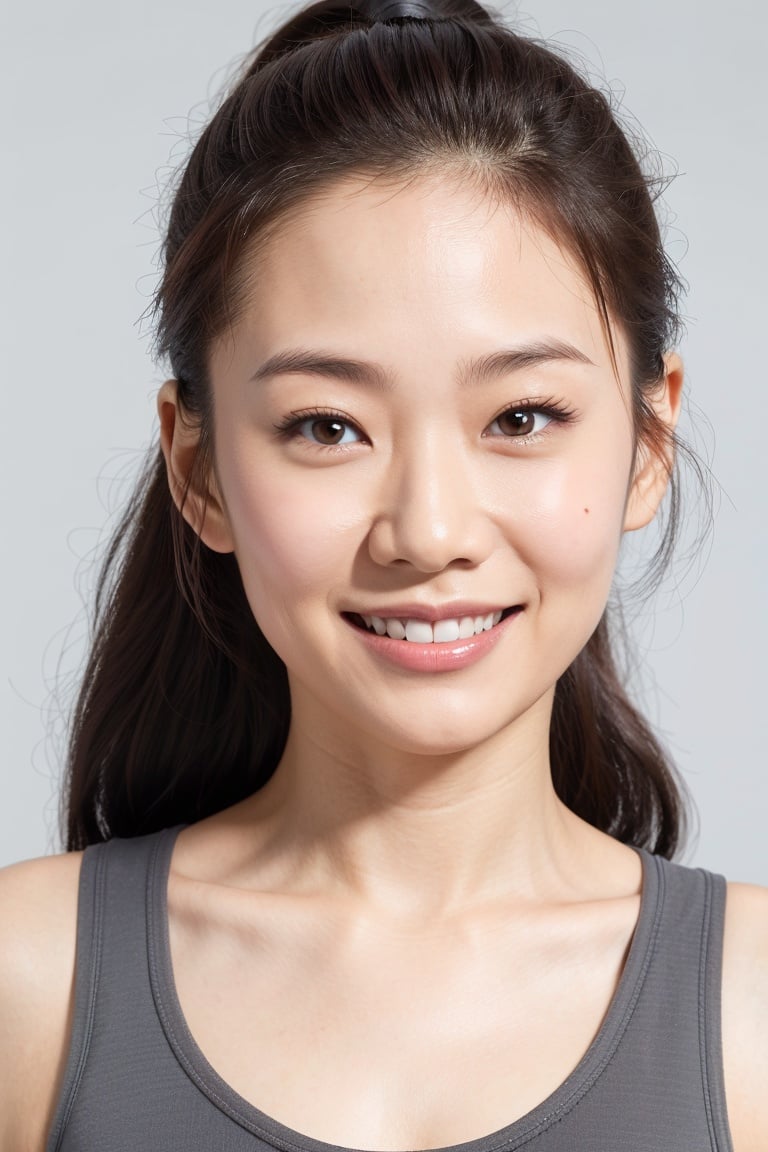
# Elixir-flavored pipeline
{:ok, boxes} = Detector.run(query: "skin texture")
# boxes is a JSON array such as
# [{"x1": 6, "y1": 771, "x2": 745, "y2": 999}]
[
  {"x1": 168, "y1": 174, "x2": 679, "y2": 853},
  {"x1": 0, "y1": 174, "x2": 765, "y2": 1151}
]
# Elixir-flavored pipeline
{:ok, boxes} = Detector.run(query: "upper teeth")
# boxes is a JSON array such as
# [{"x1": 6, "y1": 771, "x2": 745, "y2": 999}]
[{"x1": 360, "y1": 611, "x2": 503, "y2": 643}]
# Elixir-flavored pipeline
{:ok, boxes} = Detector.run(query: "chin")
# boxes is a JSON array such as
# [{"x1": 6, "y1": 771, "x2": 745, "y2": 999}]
[{"x1": 355, "y1": 694, "x2": 549, "y2": 758}]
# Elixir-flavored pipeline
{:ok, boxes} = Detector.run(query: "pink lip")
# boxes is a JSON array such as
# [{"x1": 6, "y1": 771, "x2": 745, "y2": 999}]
[
  {"x1": 343, "y1": 601, "x2": 509, "y2": 624},
  {"x1": 343, "y1": 607, "x2": 522, "y2": 673}
]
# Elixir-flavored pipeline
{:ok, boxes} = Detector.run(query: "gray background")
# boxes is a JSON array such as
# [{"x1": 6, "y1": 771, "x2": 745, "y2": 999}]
[{"x1": 1, "y1": 1, "x2": 765, "y2": 879}]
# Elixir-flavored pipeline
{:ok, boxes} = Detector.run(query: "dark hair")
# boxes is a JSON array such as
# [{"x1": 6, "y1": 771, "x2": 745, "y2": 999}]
[{"x1": 63, "y1": 0, "x2": 690, "y2": 855}]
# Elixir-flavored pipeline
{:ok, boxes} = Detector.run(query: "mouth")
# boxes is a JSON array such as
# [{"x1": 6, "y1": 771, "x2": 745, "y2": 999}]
[{"x1": 342, "y1": 606, "x2": 521, "y2": 644}]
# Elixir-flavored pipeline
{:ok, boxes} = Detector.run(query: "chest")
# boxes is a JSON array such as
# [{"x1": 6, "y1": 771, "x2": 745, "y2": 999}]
[{"x1": 168, "y1": 890, "x2": 638, "y2": 1150}]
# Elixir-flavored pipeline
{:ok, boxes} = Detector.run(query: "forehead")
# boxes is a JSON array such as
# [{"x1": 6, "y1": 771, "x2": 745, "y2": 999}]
[{"x1": 218, "y1": 172, "x2": 628, "y2": 386}]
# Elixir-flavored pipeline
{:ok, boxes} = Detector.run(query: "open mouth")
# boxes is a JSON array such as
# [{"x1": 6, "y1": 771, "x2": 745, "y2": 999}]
[{"x1": 343, "y1": 606, "x2": 520, "y2": 644}]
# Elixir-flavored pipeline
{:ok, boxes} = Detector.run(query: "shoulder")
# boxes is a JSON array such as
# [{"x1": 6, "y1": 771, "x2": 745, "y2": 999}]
[
  {"x1": 0, "y1": 850, "x2": 84, "y2": 1152},
  {"x1": 721, "y1": 880, "x2": 768, "y2": 1152}
]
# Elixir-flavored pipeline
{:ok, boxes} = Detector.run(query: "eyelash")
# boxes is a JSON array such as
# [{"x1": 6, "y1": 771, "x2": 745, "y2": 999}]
[
  {"x1": 272, "y1": 407, "x2": 364, "y2": 454},
  {"x1": 483, "y1": 397, "x2": 577, "y2": 441},
  {"x1": 272, "y1": 398, "x2": 577, "y2": 452}
]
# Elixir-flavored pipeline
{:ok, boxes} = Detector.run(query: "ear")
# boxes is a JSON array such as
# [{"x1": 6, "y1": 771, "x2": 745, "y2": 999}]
[
  {"x1": 157, "y1": 379, "x2": 235, "y2": 553},
  {"x1": 623, "y1": 351, "x2": 684, "y2": 533}
]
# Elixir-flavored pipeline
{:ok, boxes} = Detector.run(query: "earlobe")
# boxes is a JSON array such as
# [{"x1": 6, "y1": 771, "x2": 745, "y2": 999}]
[
  {"x1": 156, "y1": 379, "x2": 235, "y2": 553},
  {"x1": 623, "y1": 351, "x2": 684, "y2": 533}
]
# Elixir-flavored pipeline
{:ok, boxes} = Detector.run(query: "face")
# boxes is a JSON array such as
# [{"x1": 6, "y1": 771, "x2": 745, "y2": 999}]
[{"x1": 173, "y1": 174, "x2": 675, "y2": 759}]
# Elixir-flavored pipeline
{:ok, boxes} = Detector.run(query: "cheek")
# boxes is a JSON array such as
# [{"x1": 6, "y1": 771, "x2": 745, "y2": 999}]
[
  {"x1": 217, "y1": 445, "x2": 359, "y2": 612},
  {"x1": 501, "y1": 449, "x2": 631, "y2": 592}
]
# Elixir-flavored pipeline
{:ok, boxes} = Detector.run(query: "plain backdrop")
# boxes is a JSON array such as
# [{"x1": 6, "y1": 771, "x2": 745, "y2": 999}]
[{"x1": 1, "y1": 0, "x2": 765, "y2": 879}]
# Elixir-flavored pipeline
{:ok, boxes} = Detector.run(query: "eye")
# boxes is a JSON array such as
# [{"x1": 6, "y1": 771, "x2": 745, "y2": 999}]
[
  {"x1": 296, "y1": 417, "x2": 362, "y2": 446},
  {"x1": 486, "y1": 407, "x2": 554, "y2": 438}
]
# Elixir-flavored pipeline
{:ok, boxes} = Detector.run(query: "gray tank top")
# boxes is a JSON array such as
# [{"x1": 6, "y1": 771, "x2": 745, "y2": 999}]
[{"x1": 45, "y1": 825, "x2": 734, "y2": 1151}]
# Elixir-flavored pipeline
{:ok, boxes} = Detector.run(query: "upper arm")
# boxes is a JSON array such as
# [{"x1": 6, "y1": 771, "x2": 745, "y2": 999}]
[
  {"x1": 721, "y1": 881, "x2": 768, "y2": 1152},
  {"x1": 0, "y1": 851, "x2": 83, "y2": 1152}
]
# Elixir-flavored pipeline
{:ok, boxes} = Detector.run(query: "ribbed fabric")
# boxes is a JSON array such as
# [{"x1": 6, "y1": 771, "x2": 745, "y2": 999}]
[{"x1": 46, "y1": 825, "x2": 734, "y2": 1152}]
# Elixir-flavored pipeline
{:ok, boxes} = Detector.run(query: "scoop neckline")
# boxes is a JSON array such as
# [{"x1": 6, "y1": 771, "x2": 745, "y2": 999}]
[{"x1": 147, "y1": 824, "x2": 664, "y2": 1152}]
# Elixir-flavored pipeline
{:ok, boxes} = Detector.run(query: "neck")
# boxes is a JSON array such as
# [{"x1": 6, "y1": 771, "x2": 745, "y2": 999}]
[{"x1": 236, "y1": 686, "x2": 610, "y2": 921}]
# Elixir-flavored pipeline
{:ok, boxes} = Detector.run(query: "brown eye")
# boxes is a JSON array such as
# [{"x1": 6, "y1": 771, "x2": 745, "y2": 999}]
[
  {"x1": 311, "y1": 419, "x2": 346, "y2": 444},
  {"x1": 488, "y1": 409, "x2": 552, "y2": 438},
  {"x1": 294, "y1": 416, "x2": 362, "y2": 446},
  {"x1": 498, "y1": 410, "x2": 534, "y2": 436}
]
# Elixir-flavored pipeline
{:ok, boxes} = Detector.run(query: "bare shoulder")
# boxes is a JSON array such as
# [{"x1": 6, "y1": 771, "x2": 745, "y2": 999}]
[
  {"x1": 0, "y1": 851, "x2": 84, "y2": 1152},
  {"x1": 721, "y1": 881, "x2": 768, "y2": 1152}
]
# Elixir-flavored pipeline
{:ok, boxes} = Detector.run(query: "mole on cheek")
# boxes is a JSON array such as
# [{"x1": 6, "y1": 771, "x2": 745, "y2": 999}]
[{"x1": 584, "y1": 508, "x2": 590, "y2": 514}]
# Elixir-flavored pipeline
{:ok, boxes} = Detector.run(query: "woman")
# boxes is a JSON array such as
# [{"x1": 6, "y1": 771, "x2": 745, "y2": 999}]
[{"x1": 1, "y1": 0, "x2": 765, "y2": 1148}]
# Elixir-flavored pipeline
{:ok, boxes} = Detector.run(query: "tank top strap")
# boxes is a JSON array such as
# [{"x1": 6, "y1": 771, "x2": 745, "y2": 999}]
[
  {"x1": 633, "y1": 851, "x2": 733, "y2": 1151},
  {"x1": 45, "y1": 826, "x2": 188, "y2": 1152},
  {"x1": 576, "y1": 849, "x2": 733, "y2": 1152},
  {"x1": 45, "y1": 830, "x2": 109, "y2": 1152}
]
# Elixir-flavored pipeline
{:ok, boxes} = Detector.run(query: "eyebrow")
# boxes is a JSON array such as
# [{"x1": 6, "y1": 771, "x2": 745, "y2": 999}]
[{"x1": 249, "y1": 337, "x2": 595, "y2": 390}]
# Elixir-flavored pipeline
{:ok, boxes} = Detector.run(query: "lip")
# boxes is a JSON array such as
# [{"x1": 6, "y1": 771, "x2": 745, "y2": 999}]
[
  {"x1": 342, "y1": 606, "x2": 523, "y2": 673},
  {"x1": 341, "y1": 601, "x2": 509, "y2": 624}
]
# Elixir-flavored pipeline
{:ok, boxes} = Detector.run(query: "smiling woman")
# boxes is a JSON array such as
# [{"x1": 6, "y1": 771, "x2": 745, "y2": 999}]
[
  {"x1": 0, "y1": 1, "x2": 766, "y2": 1150},
  {"x1": 159, "y1": 184, "x2": 670, "y2": 764}
]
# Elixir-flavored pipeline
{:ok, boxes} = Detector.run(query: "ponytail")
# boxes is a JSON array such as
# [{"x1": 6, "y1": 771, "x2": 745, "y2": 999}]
[
  {"x1": 550, "y1": 617, "x2": 685, "y2": 858},
  {"x1": 63, "y1": 449, "x2": 289, "y2": 850}
]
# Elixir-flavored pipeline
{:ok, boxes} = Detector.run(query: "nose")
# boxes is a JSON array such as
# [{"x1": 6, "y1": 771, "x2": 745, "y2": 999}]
[{"x1": 367, "y1": 433, "x2": 496, "y2": 572}]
